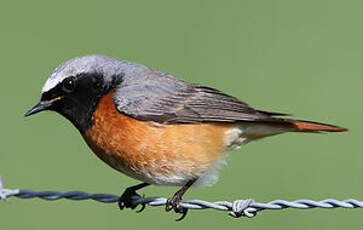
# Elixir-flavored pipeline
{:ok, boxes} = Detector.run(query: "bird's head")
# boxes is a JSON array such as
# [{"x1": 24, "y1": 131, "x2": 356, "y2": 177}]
[{"x1": 25, "y1": 55, "x2": 125, "y2": 133}]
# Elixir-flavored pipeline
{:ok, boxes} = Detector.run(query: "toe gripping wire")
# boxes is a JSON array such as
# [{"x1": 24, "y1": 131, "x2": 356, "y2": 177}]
[{"x1": 2, "y1": 177, "x2": 363, "y2": 220}]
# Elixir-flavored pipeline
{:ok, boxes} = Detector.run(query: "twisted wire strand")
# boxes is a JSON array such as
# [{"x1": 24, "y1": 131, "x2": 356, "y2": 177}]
[{"x1": 1, "y1": 177, "x2": 363, "y2": 218}]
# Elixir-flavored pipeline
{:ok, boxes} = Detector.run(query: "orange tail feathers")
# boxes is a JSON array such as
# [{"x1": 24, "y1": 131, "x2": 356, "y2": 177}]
[{"x1": 289, "y1": 120, "x2": 348, "y2": 132}]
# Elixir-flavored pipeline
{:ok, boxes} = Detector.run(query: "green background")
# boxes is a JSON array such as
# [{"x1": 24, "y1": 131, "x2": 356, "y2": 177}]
[{"x1": 1, "y1": 0, "x2": 362, "y2": 229}]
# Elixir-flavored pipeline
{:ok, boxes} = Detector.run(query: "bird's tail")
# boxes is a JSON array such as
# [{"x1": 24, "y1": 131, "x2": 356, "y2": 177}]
[{"x1": 287, "y1": 120, "x2": 348, "y2": 132}]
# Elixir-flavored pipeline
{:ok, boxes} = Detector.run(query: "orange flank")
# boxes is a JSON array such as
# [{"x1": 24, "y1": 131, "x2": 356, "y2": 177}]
[
  {"x1": 83, "y1": 91, "x2": 237, "y2": 185},
  {"x1": 290, "y1": 120, "x2": 348, "y2": 132}
]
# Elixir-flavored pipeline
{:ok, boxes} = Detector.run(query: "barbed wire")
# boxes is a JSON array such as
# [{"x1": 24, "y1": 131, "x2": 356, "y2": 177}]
[{"x1": 1, "y1": 176, "x2": 363, "y2": 219}]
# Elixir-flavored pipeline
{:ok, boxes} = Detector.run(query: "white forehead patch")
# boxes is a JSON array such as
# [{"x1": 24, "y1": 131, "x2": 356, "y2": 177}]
[{"x1": 42, "y1": 74, "x2": 66, "y2": 93}]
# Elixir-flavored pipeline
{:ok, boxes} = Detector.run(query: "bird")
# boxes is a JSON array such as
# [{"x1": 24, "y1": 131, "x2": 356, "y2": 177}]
[{"x1": 25, "y1": 55, "x2": 347, "y2": 220}]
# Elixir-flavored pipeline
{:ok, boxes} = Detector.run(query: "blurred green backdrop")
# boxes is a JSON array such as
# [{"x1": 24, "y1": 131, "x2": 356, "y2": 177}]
[{"x1": 0, "y1": 0, "x2": 362, "y2": 229}]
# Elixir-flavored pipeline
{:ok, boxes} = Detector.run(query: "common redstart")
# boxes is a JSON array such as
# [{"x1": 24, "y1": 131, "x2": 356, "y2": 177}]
[{"x1": 25, "y1": 55, "x2": 347, "y2": 220}]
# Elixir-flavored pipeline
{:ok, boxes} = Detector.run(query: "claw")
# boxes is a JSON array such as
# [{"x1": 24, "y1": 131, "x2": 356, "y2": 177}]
[
  {"x1": 165, "y1": 199, "x2": 173, "y2": 212},
  {"x1": 165, "y1": 196, "x2": 180, "y2": 212},
  {"x1": 175, "y1": 208, "x2": 188, "y2": 221},
  {"x1": 118, "y1": 188, "x2": 145, "y2": 211},
  {"x1": 135, "y1": 194, "x2": 147, "y2": 213},
  {"x1": 165, "y1": 195, "x2": 189, "y2": 221},
  {"x1": 136, "y1": 203, "x2": 146, "y2": 213}
]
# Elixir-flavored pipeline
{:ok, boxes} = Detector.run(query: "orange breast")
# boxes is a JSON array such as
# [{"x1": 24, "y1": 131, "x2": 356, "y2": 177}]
[{"x1": 83, "y1": 91, "x2": 236, "y2": 185}]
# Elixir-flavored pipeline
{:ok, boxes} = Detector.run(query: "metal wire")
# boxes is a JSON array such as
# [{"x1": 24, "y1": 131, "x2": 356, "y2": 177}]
[{"x1": 1, "y1": 176, "x2": 362, "y2": 218}]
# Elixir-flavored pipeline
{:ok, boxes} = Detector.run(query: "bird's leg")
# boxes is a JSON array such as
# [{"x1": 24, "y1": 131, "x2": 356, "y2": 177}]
[
  {"x1": 118, "y1": 182, "x2": 150, "y2": 212},
  {"x1": 165, "y1": 179, "x2": 196, "y2": 221}
]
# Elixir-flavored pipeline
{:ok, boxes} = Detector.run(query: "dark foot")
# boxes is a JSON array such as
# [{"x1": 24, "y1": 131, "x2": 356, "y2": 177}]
[
  {"x1": 165, "y1": 194, "x2": 188, "y2": 221},
  {"x1": 118, "y1": 183, "x2": 149, "y2": 213},
  {"x1": 165, "y1": 179, "x2": 196, "y2": 221}
]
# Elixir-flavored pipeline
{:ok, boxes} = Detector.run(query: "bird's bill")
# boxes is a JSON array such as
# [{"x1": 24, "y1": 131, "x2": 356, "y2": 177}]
[{"x1": 25, "y1": 96, "x2": 63, "y2": 117}]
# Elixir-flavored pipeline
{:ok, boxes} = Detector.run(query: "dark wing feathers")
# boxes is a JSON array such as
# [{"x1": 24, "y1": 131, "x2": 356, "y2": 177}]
[{"x1": 113, "y1": 75, "x2": 286, "y2": 124}]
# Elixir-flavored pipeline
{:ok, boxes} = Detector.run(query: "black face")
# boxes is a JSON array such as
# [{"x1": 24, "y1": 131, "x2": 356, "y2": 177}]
[{"x1": 26, "y1": 73, "x2": 109, "y2": 133}]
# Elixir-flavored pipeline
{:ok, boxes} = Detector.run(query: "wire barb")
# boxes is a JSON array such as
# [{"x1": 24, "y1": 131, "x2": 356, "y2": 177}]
[{"x1": 1, "y1": 176, "x2": 363, "y2": 219}]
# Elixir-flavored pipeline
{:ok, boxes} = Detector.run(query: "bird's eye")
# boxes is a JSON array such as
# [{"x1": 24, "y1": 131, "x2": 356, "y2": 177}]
[{"x1": 62, "y1": 77, "x2": 76, "y2": 93}]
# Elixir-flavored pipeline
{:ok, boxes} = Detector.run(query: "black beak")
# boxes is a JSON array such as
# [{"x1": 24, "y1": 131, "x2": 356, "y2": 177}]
[{"x1": 25, "y1": 101, "x2": 53, "y2": 117}]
